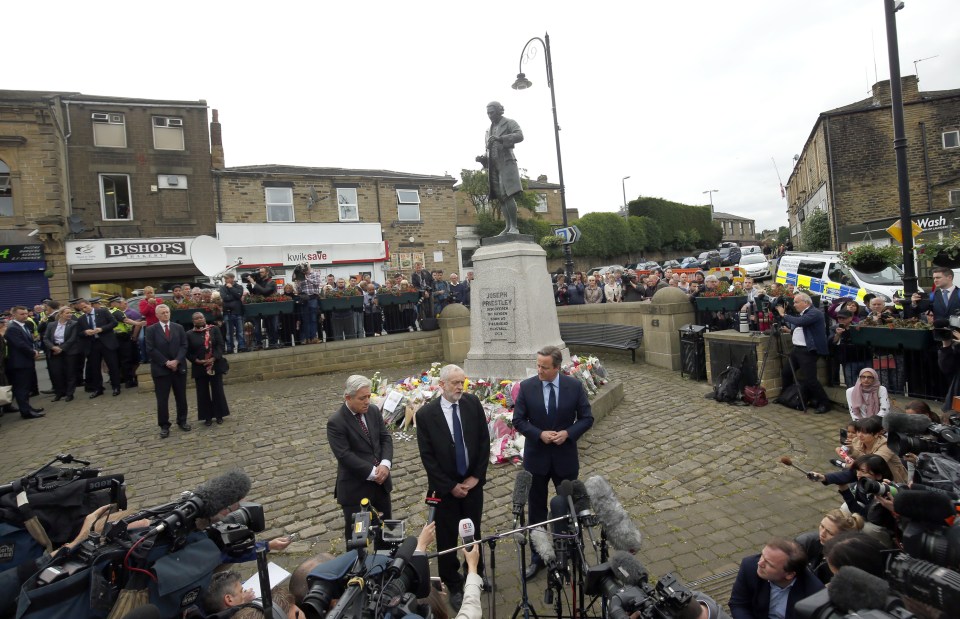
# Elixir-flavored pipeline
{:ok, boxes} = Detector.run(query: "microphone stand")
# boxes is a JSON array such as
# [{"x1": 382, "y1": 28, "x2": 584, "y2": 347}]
[
  {"x1": 513, "y1": 511, "x2": 536, "y2": 619},
  {"x1": 486, "y1": 537, "x2": 497, "y2": 619},
  {"x1": 256, "y1": 544, "x2": 273, "y2": 613}
]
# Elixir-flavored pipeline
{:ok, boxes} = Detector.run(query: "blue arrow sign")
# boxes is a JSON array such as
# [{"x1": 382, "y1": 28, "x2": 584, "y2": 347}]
[{"x1": 554, "y1": 225, "x2": 582, "y2": 245}]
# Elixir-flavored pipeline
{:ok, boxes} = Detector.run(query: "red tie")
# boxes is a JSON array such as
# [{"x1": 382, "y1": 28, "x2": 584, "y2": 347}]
[
  {"x1": 356, "y1": 413, "x2": 370, "y2": 441},
  {"x1": 164, "y1": 323, "x2": 170, "y2": 340}
]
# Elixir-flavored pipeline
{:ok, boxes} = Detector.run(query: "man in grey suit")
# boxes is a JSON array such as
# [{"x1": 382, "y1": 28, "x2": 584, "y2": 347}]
[
  {"x1": 476, "y1": 101, "x2": 524, "y2": 236},
  {"x1": 145, "y1": 304, "x2": 190, "y2": 438},
  {"x1": 327, "y1": 375, "x2": 393, "y2": 543}
]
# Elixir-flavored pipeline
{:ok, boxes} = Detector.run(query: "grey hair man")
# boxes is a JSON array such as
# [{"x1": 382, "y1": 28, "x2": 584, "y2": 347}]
[
  {"x1": 327, "y1": 374, "x2": 394, "y2": 543},
  {"x1": 775, "y1": 292, "x2": 832, "y2": 413}
]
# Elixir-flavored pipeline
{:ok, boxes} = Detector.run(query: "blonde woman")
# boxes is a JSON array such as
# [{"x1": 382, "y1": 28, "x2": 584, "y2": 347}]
[{"x1": 603, "y1": 273, "x2": 622, "y2": 303}]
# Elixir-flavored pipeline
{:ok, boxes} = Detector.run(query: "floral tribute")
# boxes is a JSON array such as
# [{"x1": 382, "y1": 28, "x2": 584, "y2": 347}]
[
  {"x1": 242, "y1": 294, "x2": 291, "y2": 304},
  {"x1": 369, "y1": 356, "x2": 609, "y2": 465}
]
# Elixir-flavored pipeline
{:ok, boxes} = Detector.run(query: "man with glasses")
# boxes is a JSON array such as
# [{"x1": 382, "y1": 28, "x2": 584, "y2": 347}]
[{"x1": 776, "y1": 292, "x2": 831, "y2": 414}]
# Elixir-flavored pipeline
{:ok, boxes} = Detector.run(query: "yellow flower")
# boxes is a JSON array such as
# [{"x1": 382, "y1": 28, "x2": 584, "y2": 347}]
[{"x1": 463, "y1": 378, "x2": 470, "y2": 389}]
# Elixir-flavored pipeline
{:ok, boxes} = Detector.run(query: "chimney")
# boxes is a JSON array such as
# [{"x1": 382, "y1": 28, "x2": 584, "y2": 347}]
[
  {"x1": 210, "y1": 108, "x2": 225, "y2": 169},
  {"x1": 871, "y1": 79, "x2": 891, "y2": 106},
  {"x1": 902, "y1": 75, "x2": 920, "y2": 103},
  {"x1": 537, "y1": 174, "x2": 547, "y2": 182}
]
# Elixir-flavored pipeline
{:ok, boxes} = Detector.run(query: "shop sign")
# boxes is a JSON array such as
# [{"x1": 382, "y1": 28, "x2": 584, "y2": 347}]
[
  {"x1": 0, "y1": 244, "x2": 44, "y2": 262},
  {"x1": 67, "y1": 239, "x2": 192, "y2": 265}
]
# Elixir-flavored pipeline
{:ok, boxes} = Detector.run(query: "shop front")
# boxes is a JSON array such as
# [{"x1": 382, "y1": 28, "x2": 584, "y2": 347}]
[
  {"x1": 65, "y1": 238, "x2": 202, "y2": 298},
  {"x1": 0, "y1": 243, "x2": 49, "y2": 310}
]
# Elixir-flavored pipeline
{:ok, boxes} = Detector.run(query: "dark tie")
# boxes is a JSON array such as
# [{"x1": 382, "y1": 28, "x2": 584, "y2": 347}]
[
  {"x1": 944, "y1": 289, "x2": 951, "y2": 306},
  {"x1": 452, "y1": 403, "x2": 468, "y2": 477},
  {"x1": 355, "y1": 413, "x2": 370, "y2": 441},
  {"x1": 164, "y1": 323, "x2": 170, "y2": 340},
  {"x1": 547, "y1": 383, "x2": 557, "y2": 418},
  {"x1": 89, "y1": 313, "x2": 95, "y2": 329}
]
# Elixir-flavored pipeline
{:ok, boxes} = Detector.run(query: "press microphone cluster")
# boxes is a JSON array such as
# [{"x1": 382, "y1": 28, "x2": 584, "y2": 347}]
[
  {"x1": 150, "y1": 469, "x2": 251, "y2": 537},
  {"x1": 584, "y1": 475, "x2": 643, "y2": 552}
]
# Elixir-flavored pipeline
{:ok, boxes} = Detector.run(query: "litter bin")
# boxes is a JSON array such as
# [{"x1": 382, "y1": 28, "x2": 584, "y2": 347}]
[{"x1": 679, "y1": 324, "x2": 707, "y2": 380}]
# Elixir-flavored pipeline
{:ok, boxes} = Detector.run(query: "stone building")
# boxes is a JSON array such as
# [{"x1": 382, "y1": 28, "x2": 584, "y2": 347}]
[
  {"x1": 785, "y1": 76, "x2": 960, "y2": 251},
  {"x1": 713, "y1": 211, "x2": 756, "y2": 246}
]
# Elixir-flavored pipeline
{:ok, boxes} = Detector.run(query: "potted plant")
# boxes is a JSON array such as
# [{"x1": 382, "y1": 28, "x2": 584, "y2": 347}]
[
  {"x1": 849, "y1": 318, "x2": 933, "y2": 351},
  {"x1": 164, "y1": 299, "x2": 219, "y2": 324},
  {"x1": 243, "y1": 294, "x2": 294, "y2": 317},
  {"x1": 319, "y1": 285, "x2": 364, "y2": 311},
  {"x1": 918, "y1": 233, "x2": 960, "y2": 269},
  {"x1": 376, "y1": 285, "x2": 420, "y2": 306},
  {"x1": 694, "y1": 281, "x2": 747, "y2": 311},
  {"x1": 839, "y1": 244, "x2": 902, "y2": 274}
]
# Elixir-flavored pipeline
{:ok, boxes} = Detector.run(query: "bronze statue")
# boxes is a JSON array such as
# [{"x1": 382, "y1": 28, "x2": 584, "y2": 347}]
[{"x1": 475, "y1": 101, "x2": 523, "y2": 236}]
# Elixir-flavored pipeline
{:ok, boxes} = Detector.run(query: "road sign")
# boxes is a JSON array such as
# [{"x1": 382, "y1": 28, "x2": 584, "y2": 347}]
[
  {"x1": 886, "y1": 220, "x2": 923, "y2": 244},
  {"x1": 554, "y1": 225, "x2": 582, "y2": 245}
]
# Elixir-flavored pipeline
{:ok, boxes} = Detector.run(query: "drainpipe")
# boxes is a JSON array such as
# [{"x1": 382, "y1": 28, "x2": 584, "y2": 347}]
[{"x1": 919, "y1": 122, "x2": 932, "y2": 212}]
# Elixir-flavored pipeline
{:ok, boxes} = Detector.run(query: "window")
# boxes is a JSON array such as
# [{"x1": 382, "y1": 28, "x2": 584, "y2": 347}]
[
  {"x1": 99, "y1": 174, "x2": 132, "y2": 220},
  {"x1": 950, "y1": 189, "x2": 960, "y2": 207},
  {"x1": 797, "y1": 259, "x2": 825, "y2": 279},
  {"x1": 265, "y1": 187, "x2": 294, "y2": 222},
  {"x1": 944, "y1": 130, "x2": 960, "y2": 149},
  {"x1": 0, "y1": 159, "x2": 11, "y2": 217},
  {"x1": 337, "y1": 188, "x2": 359, "y2": 221},
  {"x1": 91, "y1": 112, "x2": 126, "y2": 148},
  {"x1": 153, "y1": 116, "x2": 184, "y2": 150},
  {"x1": 535, "y1": 193, "x2": 548, "y2": 213},
  {"x1": 397, "y1": 189, "x2": 420, "y2": 221},
  {"x1": 739, "y1": 222, "x2": 744, "y2": 235}
]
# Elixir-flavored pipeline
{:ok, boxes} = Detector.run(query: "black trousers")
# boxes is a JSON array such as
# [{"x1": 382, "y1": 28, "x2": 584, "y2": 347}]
[
  {"x1": 154, "y1": 371, "x2": 188, "y2": 428},
  {"x1": 7, "y1": 367, "x2": 34, "y2": 413},
  {"x1": 47, "y1": 352, "x2": 80, "y2": 397},
  {"x1": 435, "y1": 488, "x2": 485, "y2": 591},
  {"x1": 527, "y1": 470, "x2": 573, "y2": 563},
  {"x1": 116, "y1": 335, "x2": 138, "y2": 384},
  {"x1": 85, "y1": 341, "x2": 121, "y2": 391},
  {"x1": 782, "y1": 347, "x2": 830, "y2": 407},
  {"x1": 194, "y1": 372, "x2": 230, "y2": 421},
  {"x1": 340, "y1": 484, "x2": 392, "y2": 547}
]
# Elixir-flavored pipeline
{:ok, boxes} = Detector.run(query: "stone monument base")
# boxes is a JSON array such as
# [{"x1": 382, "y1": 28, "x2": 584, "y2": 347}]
[{"x1": 464, "y1": 238, "x2": 569, "y2": 379}]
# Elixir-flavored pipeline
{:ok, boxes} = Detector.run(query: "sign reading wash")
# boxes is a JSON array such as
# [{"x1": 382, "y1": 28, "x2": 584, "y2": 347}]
[{"x1": 67, "y1": 238, "x2": 193, "y2": 265}]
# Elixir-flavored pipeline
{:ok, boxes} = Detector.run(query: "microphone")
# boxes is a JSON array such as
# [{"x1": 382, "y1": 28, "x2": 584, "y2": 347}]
[
  {"x1": 571, "y1": 480, "x2": 597, "y2": 524},
  {"x1": 425, "y1": 493, "x2": 441, "y2": 524},
  {"x1": 384, "y1": 537, "x2": 418, "y2": 581},
  {"x1": 150, "y1": 469, "x2": 251, "y2": 536},
  {"x1": 511, "y1": 470, "x2": 533, "y2": 523},
  {"x1": 530, "y1": 526, "x2": 564, "y2": 585},
  {"x1": 458, "y1": 518, "x2": 476, "y2": 546},
  {"x1": 608, "y1": 551, "x2": 648, "y2": 586},
  {"x1": 893, "y1": 489, "x2": 956, "y2": 524},
  {"x1": 558, "y1": 480, "x2": 580, "y2": 532},
  {"x1": 584, "y1": 475, "x2": 643, "y2": 552},
  {"x1": 827, "y1": 566, "x2": 891, "y2": 612},
  {"x1": 884, "y1": 412, "x2": 934, "y2": 436},
  {"x1": 120, "y1": 605, "x2": 161, "y2": 619}
]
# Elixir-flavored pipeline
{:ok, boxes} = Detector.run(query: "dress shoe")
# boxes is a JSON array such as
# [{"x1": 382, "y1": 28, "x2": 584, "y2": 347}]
[
  {"x1": 178, "y1": 423, "x2": 192, "y2": 432},
  {"x1": 112, "y1": 388, "x2": 121, "y2": 396},
  {"x1": 829, "y1": 458, "x2": 846, "y2": 468},
  {"x1": 29, "y1": 407, "x2": 44, "y2": 413},
  {"x1": 216, "y1": 418, "x2": 223, "y2": 425},
  {"x1": 89, "y1": 390, "x2": 104, "y2": 399},
  {"x1": 64, "y1": 395, "x2": 74, "y2": 402},
  {"x1": 40, "y1": 389, "x2": 55, "y2": 395},
  {"x1": 524, "y1": 562, "x2": 543, "y2": 580},
  {"x1": 204, "y1": 419, "x2": 213, "y2": 427},
  {"x1": 53, "y1": 395, "x2": 63, "y2": 402},
  {"x1": 160, "y1": 427, "x2": 170, "y2": 439},
  {"x1": 21, "y1": 410, "x2": 45, "y2": 419},
  {"x1": 814, "y1": 405, "x2": 830, "y2": 414}
]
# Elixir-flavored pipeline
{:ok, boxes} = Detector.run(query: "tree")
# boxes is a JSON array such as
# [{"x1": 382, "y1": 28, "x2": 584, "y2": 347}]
[
  {"x1": 776, "y1": 226, "x2": 790, "y2": 245},
  {"x1": 800, "y1": 211, "x2": 831, "y2": 251},
  {"x1": 628, "y1": 196, "x2": 718, "y2": 250},
  {"x1": 459, "y1": 168, "x2": 539, "y2": 219}
]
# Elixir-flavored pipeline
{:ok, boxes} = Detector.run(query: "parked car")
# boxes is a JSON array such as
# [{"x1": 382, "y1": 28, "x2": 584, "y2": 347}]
[
  {"x1": 740, "y1": 245, "x2": 762, "y2": 256},
  {"x1": 719, "y1": 246, "x2": 741, "y2": 267},
  {"x1": 679, "y1": 256, "x2": 699, "y2": 268},
  {"x1": 661, "y1": 260, "x2": 682, "y2": 270},
  {"x1": 738, "y1": 253, "x2": 771, "y2": 280},
  {"x1": 586, "y1": 265, "x2": 622, "y2": 278},
  {"x1": 698, "y1": 250, "x2": 721, "y2": 270},
  {"x1": 776, "y1": 251, "x2": 911, "y2": 303}
]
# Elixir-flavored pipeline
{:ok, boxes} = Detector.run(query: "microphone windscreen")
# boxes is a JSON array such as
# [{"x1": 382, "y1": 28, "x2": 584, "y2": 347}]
[
  {"x1": 883, "y1": 412, "x2": 932, "y2": 436},
  {"x1": 529, "y1": 527, "x2": 557, "y2": 564},
  {"x1": 893, "y1": 489, "x2": 956, "y2": 523},
  {"x1": 121, "y1": 604, "x2": 161, "y2": 619},
  {"x1": 584, "y1": 475, "x2": 642, "y2": 552},
  {"x1": 194, "y1": 469, "x2": 252, "y2": 518},
  {"x1": 608, "y1": 551, "x2": 647, "y2": 586},
  {"x1": 571, "y1": 479, "x2": 592, "y2": 513},
  {"x1": 393, "y1": 536, "x2": 418, "y2": 564},
  {"x1": 458, "y1": 518, "x2": 475, "y2": 542},
  {"x1": 512, "y1": 470, "x2": 533, "y2": 506},
  {"x1": 827, "y1": 566, "x2": 890, "y2": 612},
  {"x1": 558, "y1": 479, "x2": 573, "y2": 498}
]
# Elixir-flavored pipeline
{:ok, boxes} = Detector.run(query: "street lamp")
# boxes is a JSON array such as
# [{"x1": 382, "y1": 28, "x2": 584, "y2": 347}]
[
  {"x1": 622, "y1": 176, "x2": 631, "y2": 218},
  {"x1": 703, "y1": 189, "x2": 719, "y2": 221},
  {"x1": 512, "y1": 32, "x2": 574, "y2": 281}
]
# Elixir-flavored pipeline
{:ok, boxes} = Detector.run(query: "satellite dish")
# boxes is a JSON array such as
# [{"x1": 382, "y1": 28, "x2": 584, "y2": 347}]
[{"x1": 191, "y1": 235, "x2": 228, "y2": 277}]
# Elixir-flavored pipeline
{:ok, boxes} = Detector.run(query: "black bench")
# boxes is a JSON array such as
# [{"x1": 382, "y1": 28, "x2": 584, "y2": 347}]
[{"x1": 558, "y1": 322, "x2": 644, "y2": 363}]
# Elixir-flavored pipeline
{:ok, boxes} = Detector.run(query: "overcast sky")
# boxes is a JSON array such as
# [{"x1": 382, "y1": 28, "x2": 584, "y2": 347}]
[{"x1": 7, "y1": 1, "x2": 958, "y2": 233}]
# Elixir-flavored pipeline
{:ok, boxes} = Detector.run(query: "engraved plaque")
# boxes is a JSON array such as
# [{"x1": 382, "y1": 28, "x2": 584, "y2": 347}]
[{"x1": 480, "y1": 286, "x2": 516, "y2": 343}]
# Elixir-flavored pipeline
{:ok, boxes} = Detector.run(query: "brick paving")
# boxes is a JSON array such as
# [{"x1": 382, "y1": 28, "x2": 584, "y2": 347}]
[{"x1": 0, "y1": 358, "x2": 843, "y2": 616}]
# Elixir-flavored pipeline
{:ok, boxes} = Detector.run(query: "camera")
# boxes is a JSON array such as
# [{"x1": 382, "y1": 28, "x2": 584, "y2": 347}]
[
  {"x1": 888, "y1": 423, "x2": 960, "y2": 460},
  {"x1": 206, "y1": 502, "x2": 265, "y2": 557},
  {"x1": 857, "y1": 478, "x2": 902, "y2": 498},
  {"x1": 587, "y1": 559, "x2": 696, "y2": 619},
  {"x1": 933, "y1": 326, "x2": 960, "y2": 342}
]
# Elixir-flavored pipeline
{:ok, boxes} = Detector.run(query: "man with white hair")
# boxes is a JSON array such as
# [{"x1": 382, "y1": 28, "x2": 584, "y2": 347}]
[
  {"x1": 776, "y1": 292, "x2": 831, "y2": 413},
  {"x1": 415, "y1": 364, "x2": 490, "y2": 610},
  {"x1": 327, "y1": 375, "x2": 394, "y2": 542}
]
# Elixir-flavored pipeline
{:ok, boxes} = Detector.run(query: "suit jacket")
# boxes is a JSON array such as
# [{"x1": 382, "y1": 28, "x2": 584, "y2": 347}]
[
  {"x1": 77, "y1": 308, "x2": 119, "y2": 352},
  {"x1": 4, "y1": 322, "x2": 37, "y2": 370},
  {"x1": 416, "y1": 392, "x2": 490, "y2": 497},
  {"x1": 728, "y1": 553, "x2": 824, "y2": 619},
  {"x1": 782, "y1": 307, "x2": 829, "y2": 356},
  {"x1": 926, "y1": 287, "x2": 960, "y2": 321},
  {"x1": 513, "y1": 373, "x2": 593, "y2": 477},
  {"x1": 185, "y1": 327, "x2": 229, "y2": 379},
  {"x1": 327, "y1": 402, "x2": 394, "y2": 506},
  {"x1": 42, "y1": 319, "x2": 82, "y2": 356},
  {"x1": 145, "y1": 322, "x2": 188, "y2": 378}
]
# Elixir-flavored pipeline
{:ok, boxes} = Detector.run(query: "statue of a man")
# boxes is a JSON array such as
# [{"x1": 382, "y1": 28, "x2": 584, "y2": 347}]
[{"x1": 475, "y1": 101, "x2": 524, "y2": 236}]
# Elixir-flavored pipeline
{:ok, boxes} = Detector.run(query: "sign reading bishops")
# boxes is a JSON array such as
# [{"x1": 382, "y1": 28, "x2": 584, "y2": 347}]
[{"x1": 480, "y1": 286, "x2": 516, "y2": 343}]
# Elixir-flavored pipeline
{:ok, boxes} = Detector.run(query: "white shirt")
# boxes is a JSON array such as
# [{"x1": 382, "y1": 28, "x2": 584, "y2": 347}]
[
  {"x1": 440, "y1": 396, "x2": 469, "y2": 463},
  {"x1": 54, "y1": 321, "x2": 67, "y2": 345},
  {"x1": 791, "y1": 308, "x2": 807, "y2": 347}
]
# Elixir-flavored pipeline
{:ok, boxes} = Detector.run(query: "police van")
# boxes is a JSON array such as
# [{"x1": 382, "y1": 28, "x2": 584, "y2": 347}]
[{"x1": 775, "y1": 251, "x2": 908, "y2": 303}]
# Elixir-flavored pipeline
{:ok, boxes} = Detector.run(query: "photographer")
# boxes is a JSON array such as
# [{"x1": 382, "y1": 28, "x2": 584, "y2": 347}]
[
  {"x1": 245, "y1": 267, "x2": 281, "y2": 350},
  {"x1": 829, "y1": 309, "x2": 870, "y2": 387},
  {"x1": 220, "y1": 273, "x2": 247, "y2": 353},
  {"x1": 620, "y1": 271, "x2": 645, "y2": 302},
  {"x1": 807, "y1": 454, "x2": 898, "y2": 546},
  {"x1": 936, "y1": 320, "x2": 960, "y2": 416}
]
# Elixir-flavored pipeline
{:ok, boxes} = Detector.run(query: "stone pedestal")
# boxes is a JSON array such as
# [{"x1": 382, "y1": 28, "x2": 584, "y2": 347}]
[{"x1": 464, "y1": 239, "x2": 569, "y2": 378}]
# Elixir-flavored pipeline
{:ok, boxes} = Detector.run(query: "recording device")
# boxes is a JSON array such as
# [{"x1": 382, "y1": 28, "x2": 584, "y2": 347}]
[
  {"x1": 892, "y1": 490, "x2": 960, "y2": 569},
  {"x1": 425, "y1": 493, "x2": 440, "y2": 524},
  {"x1": 884, "y1": 412, "x2": 960, "y2": 460},
  {"x1": 858, "y1": 478, "x2": 903, "y2": 499},
  {"x1": 584, "y1": 475, "x2": 643, "y2": 552},
  {"x1": 458, "y1": 518, "x2": 476, "y2": 545},
  {"x1": 586, "y1": 556, "x2": 696, "y2": 619},
  {"x1": 885, "y1": 551, "x2": 960, "y2": 610},
  {"x1": 840, "y1": 428, "x2": 848, "y2": 444},
  {"x1": 206, "y1": 502, "x2": 265, "y2": 557},
  {"x1": 293, "y1": 262, "x2": 309, "y2": 282},
  {"x1": 795, "y1": 566, "x2": 908, "y2": 619},
  {"x1": 511, "y1": 470, "x2": 533, "y2": 530}
]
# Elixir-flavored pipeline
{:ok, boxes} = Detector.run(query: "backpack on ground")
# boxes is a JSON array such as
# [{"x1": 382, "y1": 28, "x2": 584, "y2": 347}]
[
  {"x1": 775, "y1": 383, "x2": 805, "y2": 410},
  {"x1": 711, "y1": 360, "x2": 744, "y2": 403}
]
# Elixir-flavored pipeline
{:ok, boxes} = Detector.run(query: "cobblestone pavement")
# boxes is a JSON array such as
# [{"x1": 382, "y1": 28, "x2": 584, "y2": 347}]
[{"x1": 0, "y1": 358, "x2": 843, "y2": 616}]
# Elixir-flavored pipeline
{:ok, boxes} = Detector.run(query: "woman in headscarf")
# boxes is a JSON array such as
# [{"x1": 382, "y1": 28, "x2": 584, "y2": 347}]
[{"x1": 845, "y1": 368, "x2": 889, "y2": 420}]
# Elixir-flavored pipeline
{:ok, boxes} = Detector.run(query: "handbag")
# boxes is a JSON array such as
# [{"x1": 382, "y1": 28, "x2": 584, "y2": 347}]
[
  {"x1": 0, "y1": 385, "x2": 12, "y2": 406},
  {"x1": 872, "y1": 354, "x2": 896, "y2": 370},
  {"x1": 743, "y1": 336, "x2": 774, "y2": 407}
]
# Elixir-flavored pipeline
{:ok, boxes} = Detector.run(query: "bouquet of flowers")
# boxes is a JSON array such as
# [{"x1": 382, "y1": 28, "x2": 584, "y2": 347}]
[
  {"x1": 699, "y1": 281, "x2": 744, "y2": 298},
  {"x1": 243, "y1": 294, "x2": 291, "y2": 304}
]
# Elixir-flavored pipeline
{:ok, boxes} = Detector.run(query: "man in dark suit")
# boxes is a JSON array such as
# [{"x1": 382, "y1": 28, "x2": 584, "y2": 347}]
[
  {"x1": 75, "y1": 298, "x2": 121, "y2": 398},
  {"x1": 416, "y1": 364, "x2": 490, "y2": 608},
  {"x1": 909, "y1": 266, "x2": 960, "y2": 321},
  {"x1": 327, "y1": 375, "x2": 394, "y2": 543},
  {"x1": 729, "y1": 538, "x2": 824, "y2": 619},
  {"x1": 42, "y1": 308, "x2": 83, "y2": 401},
  {"x1": 145, "y1": 304, "x2": 190, "y2": 439},
  {"x1": 513, "y1": 345, "x2": 593, "y2": 579},
  {"x1": 4, "y1": 307, "x2": 45, "y2": 418},
  {"x1": 776, "y1": 292, "x2": 831, "y2": 414}
]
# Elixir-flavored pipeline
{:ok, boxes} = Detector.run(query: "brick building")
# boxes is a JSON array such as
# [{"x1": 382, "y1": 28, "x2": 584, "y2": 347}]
[
  {"x1": 713, "y1": 211, "x2": 756, "y2": 246},
  {"x1": 785, "y1": 76, "x2": 960, "y2": 252}
]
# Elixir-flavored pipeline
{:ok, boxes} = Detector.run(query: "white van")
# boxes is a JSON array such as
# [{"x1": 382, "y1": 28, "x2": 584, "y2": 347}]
[{"x1": 775, "y1": 251, "x2": 909, "y2": 303}]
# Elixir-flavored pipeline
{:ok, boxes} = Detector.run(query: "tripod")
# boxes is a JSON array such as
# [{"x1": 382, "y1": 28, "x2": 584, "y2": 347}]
[{"x1": 769, "y1": 311, "x2": 807, "y2": 411}]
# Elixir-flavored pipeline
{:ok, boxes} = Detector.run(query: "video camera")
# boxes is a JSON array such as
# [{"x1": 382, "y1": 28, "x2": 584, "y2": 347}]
[
  {"x1": 301, "y1": 510, "x2": 430, "y2": 619},
  {"x1": 586, "y1": 559, "x2": 696, "y2": 619},
  {"x1": 884, "y1": 411, "x2": 960, "y2": 461}
]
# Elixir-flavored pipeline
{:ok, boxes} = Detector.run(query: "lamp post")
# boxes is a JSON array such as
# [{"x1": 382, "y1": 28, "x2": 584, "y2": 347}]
[
  {"x1": 703, "y1": 189, "x2": 719, "y2": 221},
  {"x1": 622, "y1": 176, "x2": 631, "y2": 218},
  {"x1": 512, "y1": 32, "x2": 574, "y2": 281}
]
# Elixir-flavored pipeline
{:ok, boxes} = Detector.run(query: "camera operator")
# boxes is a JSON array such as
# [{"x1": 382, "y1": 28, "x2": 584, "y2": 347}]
[
  {"x1": 220, "y1": 273, "x2": 248, "y2": 353},
  {"x1": 246, "y1": 267, "x2": 281, "y2": 350},
  {"x1": 621, "y1": 271, "x2": 645, "y2": 302},
  {"x1": 728, "y1": 538, "x2": 824, "y2": 619},
  {"x1": 936, "y1": 320, "x2": 960, "y2": 416}
]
